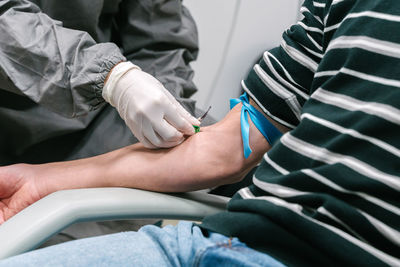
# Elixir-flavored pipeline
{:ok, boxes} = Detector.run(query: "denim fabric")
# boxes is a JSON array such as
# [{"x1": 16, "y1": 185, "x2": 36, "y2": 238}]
[{"x1": 0, "y1": 221, "x2": 285, "y2": 267}]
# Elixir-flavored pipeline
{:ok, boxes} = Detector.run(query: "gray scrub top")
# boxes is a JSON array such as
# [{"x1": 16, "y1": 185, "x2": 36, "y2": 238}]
[{"x1": 0, "y1": 0, "x2": 199, "y2": 165}]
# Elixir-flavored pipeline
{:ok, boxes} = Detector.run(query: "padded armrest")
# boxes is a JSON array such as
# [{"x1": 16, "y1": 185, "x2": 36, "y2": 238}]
[{"x1": 0, "y1": 188, "x2": 229, "y2": 260}]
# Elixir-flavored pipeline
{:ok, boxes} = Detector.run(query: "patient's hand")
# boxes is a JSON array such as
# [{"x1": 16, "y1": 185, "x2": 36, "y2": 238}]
[{"x1": 0, "y1": 165, "x2": 42, "y2": 223}]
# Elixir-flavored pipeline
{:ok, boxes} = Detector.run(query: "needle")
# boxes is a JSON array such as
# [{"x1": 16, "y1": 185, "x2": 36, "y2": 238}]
[
  {"x1": 193, "y1": 106, "x2": 211, "y2": 133},
  {"x1": 198, "y1": 106, "x2": 212, "y2": 122}
]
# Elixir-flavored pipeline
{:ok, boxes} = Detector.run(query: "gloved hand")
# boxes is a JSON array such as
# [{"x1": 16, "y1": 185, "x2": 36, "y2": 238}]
[{"x1": 103, "y1": 62, "x2": 200, "y2": 148}]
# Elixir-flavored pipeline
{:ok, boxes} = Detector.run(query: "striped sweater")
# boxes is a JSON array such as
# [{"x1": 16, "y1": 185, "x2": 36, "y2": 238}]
[{"x1": 202, "y1": 0, "x2": 400, "y2": 265}]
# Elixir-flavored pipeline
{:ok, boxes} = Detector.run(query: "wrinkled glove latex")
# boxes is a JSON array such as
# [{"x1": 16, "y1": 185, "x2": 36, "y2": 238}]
[{"x1": 103, "y1": 62, "x2": 200, "y2": 148}]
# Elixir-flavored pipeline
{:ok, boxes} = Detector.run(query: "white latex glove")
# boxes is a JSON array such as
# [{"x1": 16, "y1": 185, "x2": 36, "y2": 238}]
[{"x1": 103, "y1": 62, "x2": 200, "y2": 148}]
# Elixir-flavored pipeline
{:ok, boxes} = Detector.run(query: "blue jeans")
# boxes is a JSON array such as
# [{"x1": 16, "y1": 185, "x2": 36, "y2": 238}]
[{"x1": 0, "y1": 221, "x2": 284, "y2": 267}]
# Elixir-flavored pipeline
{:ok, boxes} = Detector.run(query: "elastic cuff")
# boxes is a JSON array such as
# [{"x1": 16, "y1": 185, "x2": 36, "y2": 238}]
[{"x1": 93, "y1": 53, "x2": 127, "y2": 106}]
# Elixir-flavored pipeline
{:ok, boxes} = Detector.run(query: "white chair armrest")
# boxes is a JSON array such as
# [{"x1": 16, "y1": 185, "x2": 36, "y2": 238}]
[{"x1": 0, "y1": 188, "x2": 229, "y2": 260}]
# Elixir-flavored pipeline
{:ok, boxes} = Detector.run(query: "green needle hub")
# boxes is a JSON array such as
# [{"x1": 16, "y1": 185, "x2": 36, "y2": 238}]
[{"x1": 193, "y1": 125, "x2": 200, "y2": 133}]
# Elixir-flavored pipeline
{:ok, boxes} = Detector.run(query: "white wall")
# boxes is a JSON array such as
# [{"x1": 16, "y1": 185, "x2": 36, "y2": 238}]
[{"x1": 184, "y1": 0, "x2": 301, "y2": 120}]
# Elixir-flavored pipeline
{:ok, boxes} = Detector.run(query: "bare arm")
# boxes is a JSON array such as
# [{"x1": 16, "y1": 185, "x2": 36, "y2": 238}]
[
  {"x1": 0, "y1": 103, "x2": 288, "y2": 223},
  {"x1": 37, "y1": 103, "x2": 278, "y2": 193}
]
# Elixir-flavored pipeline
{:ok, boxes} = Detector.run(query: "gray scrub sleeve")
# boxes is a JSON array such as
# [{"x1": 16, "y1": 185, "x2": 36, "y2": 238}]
[
  {"x1": 116, "y1": 0, "x2": 199, "y2": 112},
  {"x1": 0, "y1": 0, "x2": 126, "y2": 117}
]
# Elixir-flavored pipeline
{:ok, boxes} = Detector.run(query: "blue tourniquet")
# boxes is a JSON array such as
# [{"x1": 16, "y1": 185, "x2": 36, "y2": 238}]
[{"x1": 230, "y1": 92, "x2": 282, "y2": 158}]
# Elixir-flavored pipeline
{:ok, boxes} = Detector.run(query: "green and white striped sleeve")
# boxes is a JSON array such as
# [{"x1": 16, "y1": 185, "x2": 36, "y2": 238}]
[{"x1": 243, "y1": 0, "x2": 327, "y2": 129}]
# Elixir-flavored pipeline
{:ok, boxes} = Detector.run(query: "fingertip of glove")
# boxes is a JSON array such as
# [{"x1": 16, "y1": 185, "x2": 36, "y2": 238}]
[
  {"x1": 160, "y1": 137, "x2": 185, "y2": 148},
  {"x1": 183, "y1": 124, "x2": 196, "y2": 135},
  {"x1": 179, "y1": 109, "x2": 200, "y2": 126},
  {"x1": 174, "y1": 131, "x2": 185, "y2": 140},
  {"x1": 190, "y1": 117, "x2": 201, "y2": 126}
]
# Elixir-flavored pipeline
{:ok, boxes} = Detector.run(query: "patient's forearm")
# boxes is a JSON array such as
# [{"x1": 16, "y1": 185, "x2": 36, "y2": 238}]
[
  {"x1": 0, "y1": 101, "x2": 289, "y2": 223},
  {"x1": 35, "y1": 106, "x2": 261, "y2": 194},
  {"x1": 32, "y1": 103, "x2": 283, "y2": 197}
]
